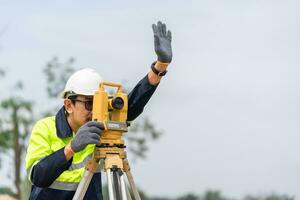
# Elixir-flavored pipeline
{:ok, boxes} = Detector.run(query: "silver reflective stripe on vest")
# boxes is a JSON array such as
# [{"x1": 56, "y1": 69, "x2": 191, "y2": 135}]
[
  {"x1": 68, "y1": 154, "x2": 92, "y2": 171},
  {"x1": 68, "y1": 154, "x2": 101, "y2": 173},
  {"x1": 49, "y1": 180, "x2": 79, "y2": 191}
]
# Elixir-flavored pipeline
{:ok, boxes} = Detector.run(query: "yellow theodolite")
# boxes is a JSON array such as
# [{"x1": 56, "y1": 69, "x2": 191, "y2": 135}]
[{"x1": 73, "y1": 82, "x2": 141, "y2": 200}]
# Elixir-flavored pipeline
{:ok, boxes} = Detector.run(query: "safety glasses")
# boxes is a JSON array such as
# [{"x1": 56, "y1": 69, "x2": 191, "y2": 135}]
[{"x1": 71, "y1": 99, "x2": 93, "y2": 111}]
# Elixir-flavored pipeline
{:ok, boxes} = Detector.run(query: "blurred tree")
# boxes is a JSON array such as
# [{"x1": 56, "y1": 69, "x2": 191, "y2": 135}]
[
  {"x1": 243, "y1": 195, "x2": 262, "y2": 200},
  {"x1": 0, "y1": 187, "x2": 14, "y2": 196},
  {"x1": 126, "y1": 116, "x2": 162, "y2": 160},
  {"x1": 137, "y1": 191, "x2": 151, "y2": 200},
  {"x1": 243, "y1": 193, "x2": 294, "y2": 200},
  {"x1": 0, "y1": 79, "x2": 33, "y2": 200},
  {"x1": 44, "y1": 56, "x2": 75, "y2": 99},
  {"x1": 177, "y1": 193, "x2": 199, "y2": 200},
  {"x1": 0, "y1": 68, "x2": 5, "y2": 77},
  {"x1": 201, "y1": 190, "x2": 227, "y2": 200},
  {"x1": 265, "y1": 194, "x2": 294, "y2": 200}
]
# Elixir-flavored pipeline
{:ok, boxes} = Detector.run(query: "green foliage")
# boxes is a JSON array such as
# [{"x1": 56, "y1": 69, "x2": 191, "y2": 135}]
[
  {"x1": 126, "y1": 116, "x2": 162, "y2": 160},
  {"x1": 177, "y1": 193, "x2": 199, "y2": 200},
  {"x1": 0, "y1": 76, "x2": 34, "y2": 199},
  {"x1": 131, "y1": 190, "x2": 231, "y2": 200},
  {"x1": 201, "y1": 190, "x2": 227, "y2": 200},
  {"x1": 44, "y1": 57, "x2": 75, "y2": 98},
  {"x1": 0, "y1": 126, "x2": 11, "y2": 150},
  {"x1": 139, "y1": 190, "x2": 161, "y2": 200},
  {"x1": 244, "y1": 193, "x2": 295, "y2": 200},
  {"x1": 41, "y1": 57, "x2": 75, "y2": 117},
  {"x1": 0, "y1": 97, "x2": 33, "y2": 151},
  {"x1": 0, "y1": 187, "x2": 15, "y2": 196},
  {"x1": 265, "y1": 194, "x2": 294, "y2": 200}
]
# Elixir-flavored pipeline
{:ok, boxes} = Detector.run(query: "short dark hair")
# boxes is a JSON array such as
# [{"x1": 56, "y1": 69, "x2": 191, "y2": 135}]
[{"x1": 67, "y1": 95, "x2": 78, "y2": 104}]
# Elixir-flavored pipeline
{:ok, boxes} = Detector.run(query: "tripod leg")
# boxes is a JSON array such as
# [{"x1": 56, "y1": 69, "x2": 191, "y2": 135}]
[
  {"x1": 120, "y1": 173, "x2": 128, "y2": 200},
  {"x1": 112, "y1": 168, "x2": 121, "y2": 200},
  {"x1": 72, "y1": 170, "x2": 94, "y2": 200},
  {"x1": 125, "y1": 184, "x2": 133, "y2": 200},
  {"x1": 125, "y1": 171, "x2": 141, "y2": 200},
  {"x1": 107, "y1": 168, "x2": 115, "y2": 200}
]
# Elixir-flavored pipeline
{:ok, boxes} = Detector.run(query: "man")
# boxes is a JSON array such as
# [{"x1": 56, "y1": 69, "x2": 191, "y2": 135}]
[{"x1": 25, "y1": 21, "x2": 172, "y2": 200}]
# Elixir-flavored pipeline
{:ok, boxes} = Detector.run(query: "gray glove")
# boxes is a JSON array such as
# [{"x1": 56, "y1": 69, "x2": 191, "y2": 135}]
[
  {"x1": 152, "y1": 21, "x2": 173, "y2": 63},
  {"x1": 71, "y1": 121, "x2": 104, "y2": 152}
]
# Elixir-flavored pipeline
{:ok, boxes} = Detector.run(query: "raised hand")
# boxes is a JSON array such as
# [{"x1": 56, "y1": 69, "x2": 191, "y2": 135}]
[{"x1": 152, "y1": 21, "x2": 172, "y2": 63}]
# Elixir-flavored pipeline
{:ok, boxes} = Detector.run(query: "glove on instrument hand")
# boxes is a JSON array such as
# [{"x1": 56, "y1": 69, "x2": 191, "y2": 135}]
[
  {"x1": 71, "y1": 121, "x2": 104, "y2": 152},
  {"x1": 152, "y1": 21, "x2": 173, "y2": 63}
]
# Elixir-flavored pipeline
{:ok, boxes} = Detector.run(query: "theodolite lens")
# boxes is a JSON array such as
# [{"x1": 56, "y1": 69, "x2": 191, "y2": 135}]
[{"x1": 111, "y1": 97, "x2": 124, "y2": 110}]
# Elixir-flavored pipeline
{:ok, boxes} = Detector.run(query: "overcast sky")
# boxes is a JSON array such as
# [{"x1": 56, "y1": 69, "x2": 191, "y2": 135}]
[{"x1": 0, "y1": 0, "x2": 299, "y2": 199}]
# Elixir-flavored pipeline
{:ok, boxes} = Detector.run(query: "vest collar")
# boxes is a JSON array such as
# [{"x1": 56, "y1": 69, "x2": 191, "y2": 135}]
[{"x1": 55, "y1": 106, "x2": 73, "y2": 138}]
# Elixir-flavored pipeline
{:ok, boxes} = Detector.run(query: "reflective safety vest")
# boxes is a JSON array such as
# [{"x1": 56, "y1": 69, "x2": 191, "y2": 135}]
[{"x1": 25, "y1": 115, "x2": 99, "y2": 191}]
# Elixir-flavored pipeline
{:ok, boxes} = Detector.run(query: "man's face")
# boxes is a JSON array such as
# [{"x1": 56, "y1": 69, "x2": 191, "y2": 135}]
[{"x1": 65, "y1": 95, "x2": 93, "y2": 130}]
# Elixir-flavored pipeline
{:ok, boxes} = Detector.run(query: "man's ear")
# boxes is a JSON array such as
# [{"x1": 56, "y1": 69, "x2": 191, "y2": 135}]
[{"x1": 64, "y1": 99, "x2": 73, "y2": 114}]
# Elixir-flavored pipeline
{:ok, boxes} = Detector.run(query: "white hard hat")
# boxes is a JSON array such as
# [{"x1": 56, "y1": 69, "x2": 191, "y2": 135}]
[{"x1": 62, "y1": 68, "x2": 103, "y2": 98}]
